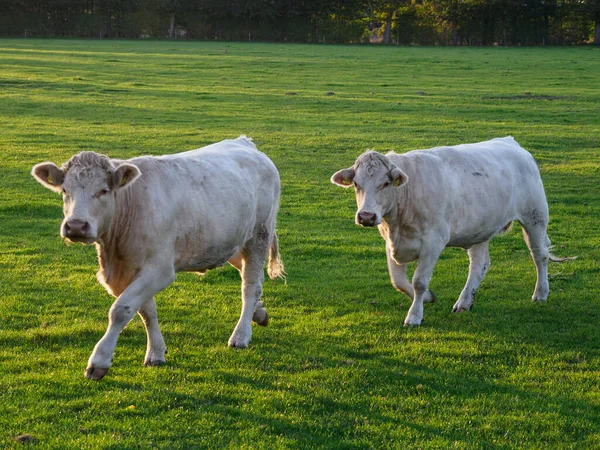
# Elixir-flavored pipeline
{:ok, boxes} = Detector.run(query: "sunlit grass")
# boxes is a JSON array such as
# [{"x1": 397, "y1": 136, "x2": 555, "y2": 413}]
[{"x1": 0, "y1": 39, "x2": 599, "y2": 449}]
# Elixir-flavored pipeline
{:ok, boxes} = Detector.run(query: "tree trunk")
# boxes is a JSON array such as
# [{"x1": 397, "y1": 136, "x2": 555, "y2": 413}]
[
  {"x1": 169, "y1": 13, "x2": 175, "y2": 38},
  {"x1": 451, "y1": 21, "x2": 457, "y2": 45},
  {"x1": 594, "y1": 19, "x2": 600, "y2": 45},
  {"x1": 383, "y1": 11, "x2": 393, "y2": 44}
]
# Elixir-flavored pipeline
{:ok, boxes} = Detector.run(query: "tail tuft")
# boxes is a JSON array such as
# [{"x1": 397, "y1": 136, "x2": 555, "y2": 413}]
[
  {"x1": 548, "y1": 244, "x2": 577, "y2": 263},
  {"x1": 268, "y1": 232, "x2": 286, "y2": 282},
  {"x1": 549, "y1": 254, "x2": 577, "y2": 263}
]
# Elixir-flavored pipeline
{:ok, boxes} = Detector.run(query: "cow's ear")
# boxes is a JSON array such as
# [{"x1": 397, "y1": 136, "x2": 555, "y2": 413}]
[
  {"x1": 391, "y1": 167, "x2": 408, "y2": 187},
  {"x1": 31, "y1": 162, "x2": 65, "y2": 193},
  {"x1": 113, "y1": 163, "x2": 141, "y2": 190},
  {"x1": 331, "y1": 168, "x2": 355, "y2": 188}
]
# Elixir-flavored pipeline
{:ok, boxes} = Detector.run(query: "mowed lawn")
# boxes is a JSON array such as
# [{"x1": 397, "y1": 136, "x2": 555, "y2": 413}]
[{"x1": 0, "y1": 39, "x2": 599, "y2": 448}]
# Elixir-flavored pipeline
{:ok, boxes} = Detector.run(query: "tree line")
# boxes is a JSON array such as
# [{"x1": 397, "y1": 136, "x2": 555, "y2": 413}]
[{"x1": 1, "y1": 0, "x2": 599, "y2": 45}]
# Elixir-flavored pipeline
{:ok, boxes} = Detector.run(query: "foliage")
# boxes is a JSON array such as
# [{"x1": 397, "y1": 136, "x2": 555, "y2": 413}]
[
  {"x1": 0, "y1": 0, "x2": 598, "y2": 44},
  {"x1": 0, "y1": 39, "x2": 599, "y2": 448}
]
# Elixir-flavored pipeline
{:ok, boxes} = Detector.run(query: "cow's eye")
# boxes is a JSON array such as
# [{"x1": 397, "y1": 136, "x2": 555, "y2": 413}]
[
  {"x1": 381, "y1": 181, "x2": 390, "y2": 189},
  {"x1": 97, "y1": 189, "x2": 110, "y2": 197},
  {"x1": 353, "y1": 182, "x2": 362, "y2": 192},
  {"x1": 62, "y1": 188, "x2": 70, "y2": 198}
]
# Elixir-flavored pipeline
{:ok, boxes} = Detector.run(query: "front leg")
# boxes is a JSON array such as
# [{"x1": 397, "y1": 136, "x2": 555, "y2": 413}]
[
  {"x1": 404, "y1": 246, "x2": 443, "y2": 326},
  {"x1": 453, "y1": 241, "x2": 490, "y2": 312},
  {"x1": 386, "y1": 243, "x2": 436, "y2": 303},
  {"x1": 86, "y1": 267, "x2": 175, "y2": 380}
]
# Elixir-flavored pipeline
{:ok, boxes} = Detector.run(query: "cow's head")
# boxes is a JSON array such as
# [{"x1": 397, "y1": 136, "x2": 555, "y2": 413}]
[
  {"x1": 32, "y1": 152, "x2": 141, "y2": 243},
  {"x1": 331, "y1": 151, "x2": 408, "y2": 227}
]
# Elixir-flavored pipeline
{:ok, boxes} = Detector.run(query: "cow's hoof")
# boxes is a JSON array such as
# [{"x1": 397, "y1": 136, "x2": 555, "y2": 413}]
[
  {"x1": 144, "y1": 359, "x2": 166, "y2": 367},
  {"x1": 253, "y1": 310, "x2": 269, "y2": 327},
  {"x1": 228, "y1": 341, "x2": 249, "y2": 349},
  {"x1": 403, "y1": 318, "x2": 422, "y2": 327},
  {"x1": 453, "y1": 303, "x2": 473, "y2": 312},
  {"x1": 424, "y1": 289, "x2": 437, "y2": 303},
  {"x1": 228, "y1": 333, "x2": 250, "y2": 348},
  {"x1": 532, "y1": 296, "x2": 548, "y2": 303},
  {"x1": 85, "y1": 366, "x2": 109, "y2": 380}
]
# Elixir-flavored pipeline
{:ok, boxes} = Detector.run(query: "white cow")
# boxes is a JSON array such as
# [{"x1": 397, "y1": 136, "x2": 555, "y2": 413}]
[
  {"x1": 32, "y1": 136, "x2": 284, "y2": 380},
  {"x1": 331, "y1": 137, "x2": 569, "y2": 326}
]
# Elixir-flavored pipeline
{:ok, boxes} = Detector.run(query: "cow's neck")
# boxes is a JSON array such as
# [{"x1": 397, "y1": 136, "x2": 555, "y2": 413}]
[
  {"x1": 380, "y1": 185, "x2": 419, "y2": 241},
  {"x1": 386, "y1": 184, "x2": 412, "y2": 226},
  {"x1": 95, "y1": 192, "x2": 136, "y2": 297}
]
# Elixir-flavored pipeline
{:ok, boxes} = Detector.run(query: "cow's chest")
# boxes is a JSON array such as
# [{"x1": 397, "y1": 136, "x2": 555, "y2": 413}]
[
  {"x1": 389, "y1": 238, "x2": 421, "y2": 264},
  {"x1": 380, "y1": 223, "x2": 422, "y2": 264}
]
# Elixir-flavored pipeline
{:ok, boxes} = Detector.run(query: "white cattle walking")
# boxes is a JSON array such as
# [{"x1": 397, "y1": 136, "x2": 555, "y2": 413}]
[
  {"x1": 331, "y1": 137, "x2": 570, "y2": 326},
  {"x1": 32, "y1": 136, "x2": 284, "y2": 379}
]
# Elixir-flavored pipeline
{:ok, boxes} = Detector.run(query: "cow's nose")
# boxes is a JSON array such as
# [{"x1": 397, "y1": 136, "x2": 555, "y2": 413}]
[
  {"x1": 357, "y1": 211, "x2": 377, "y2": 227},
  {"x1": 64, "y1": 219, "x2": 90, "y2": 237}
]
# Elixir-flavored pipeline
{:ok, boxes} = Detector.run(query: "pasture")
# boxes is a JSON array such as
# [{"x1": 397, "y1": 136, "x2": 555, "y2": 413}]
[{"x1": 0, "y1": 39, "x2": 599, "y2": 448}]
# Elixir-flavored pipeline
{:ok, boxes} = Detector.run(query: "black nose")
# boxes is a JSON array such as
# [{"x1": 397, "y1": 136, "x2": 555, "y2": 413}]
[
  {"x1": 64, "y1": 219, "x2": 90, "y2": 237},
  {"x1": 357, "y1": 211, "x2": 377, "y2": 227}
]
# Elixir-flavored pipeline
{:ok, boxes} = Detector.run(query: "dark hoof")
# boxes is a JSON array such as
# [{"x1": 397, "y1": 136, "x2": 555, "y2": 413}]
[
  {"x1": 255, "y1": 313, "x2": 269, "y2": 327},
  {"x1": 252, "y1": 307, "x2": 269, "y2": 326},
  {"x1": 144, "y1": 359, "x2": 166, "y2": 367},
  {"x1": 85, "y1": 366, "x2": 109, "y2": 380},
  {"x1": 403, "y1": 322, "x2": 421, "y2": 327},
  {"x1": 429, "y1": 289, "x2": 438, "y2": 303},
  {"x1": 228, "y1": 342, "x2": 249, "y2": 349}
]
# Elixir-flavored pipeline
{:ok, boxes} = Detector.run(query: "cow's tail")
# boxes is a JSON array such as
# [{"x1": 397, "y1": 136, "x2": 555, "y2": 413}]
[
  {"x1": 549, "y1": 252, "x2": 577, "y2": 263},
  {"x1": 267, "y1": 232, "x2": 286, "y2": 281},
  {"x1": 548, "y1": 234, "x2": 577, "y2": 262}
]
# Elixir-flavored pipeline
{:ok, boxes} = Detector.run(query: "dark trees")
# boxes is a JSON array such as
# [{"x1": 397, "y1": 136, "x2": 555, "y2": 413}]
[{"x1": 0, "y1": 0, "x2": 597, "y2": 44}]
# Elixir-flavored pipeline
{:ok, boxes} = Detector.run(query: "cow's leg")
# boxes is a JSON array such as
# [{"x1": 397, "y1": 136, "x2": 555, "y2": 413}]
[
  {"x1": 229, "y1": 252, "x2": 268, "y2": 324},
  {"x1": 404, "y1": 245, "x2": 443, "y2": 326},
  {"x1": 228, "y1": 232, "x2": 270, "y2": 349},
  {"x1": 386, "y1": 244, "x2": 436, "y2": 303},
  {"x1": 453, "y1": 241, "x2": 491, "y2": 313},
  {"x1": 521, "y1": 221, "x2": 551, "y2": 301},
  {"x1": 86, "y1": 267, "x2": 175, "y2": 380},
  {"x1": 138, "y1": 297, "x2": 167, "y2": 367}
]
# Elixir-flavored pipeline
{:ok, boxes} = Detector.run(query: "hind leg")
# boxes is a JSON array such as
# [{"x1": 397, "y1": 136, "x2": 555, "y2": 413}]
[
  {"x1": 138, "y1": 298, "x2": 167, "y2": 367},
  {"x1": 228, "y1": 227, "x2": 271, "y2": 349},
  {"x1": 229, "y1": 251, "x2": 268, "y2": 326},
  {"x1": 453, "y1": 241, "x2": 491, "y2": 312},
  {"x1": 521, "y1": 212, "x2": 551, "y2": 301}
]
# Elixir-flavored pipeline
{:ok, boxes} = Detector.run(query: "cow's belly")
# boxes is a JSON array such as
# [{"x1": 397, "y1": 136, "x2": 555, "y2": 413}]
[
  {"x1": 447, "y1": 221, "x2": 513, "y2": 249},
  {"x1": 176, "y1": 244, "x2": 241, "y2": 273},
  {"x1": 173, "y1": 225, "x2": 251, "y2": 273}
]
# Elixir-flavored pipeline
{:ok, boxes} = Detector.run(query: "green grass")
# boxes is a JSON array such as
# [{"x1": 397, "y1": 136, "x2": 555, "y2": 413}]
[{"x1": 1, "y1": 39, "x2": 599, "y2": 449}]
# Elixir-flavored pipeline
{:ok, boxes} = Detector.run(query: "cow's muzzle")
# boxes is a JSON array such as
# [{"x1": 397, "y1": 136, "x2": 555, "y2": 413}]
[
  {"x1": 356, "y1": 211, "x2": 379, "y2": 227},
  {"x1": 62, "y1": 219, "x2": 94, "y2": 243}
]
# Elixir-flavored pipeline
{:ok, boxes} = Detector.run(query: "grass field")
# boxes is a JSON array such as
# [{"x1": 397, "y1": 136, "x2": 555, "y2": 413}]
[{"x1": 1, "y1": 39, "x2": 599, "y2": 448}]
